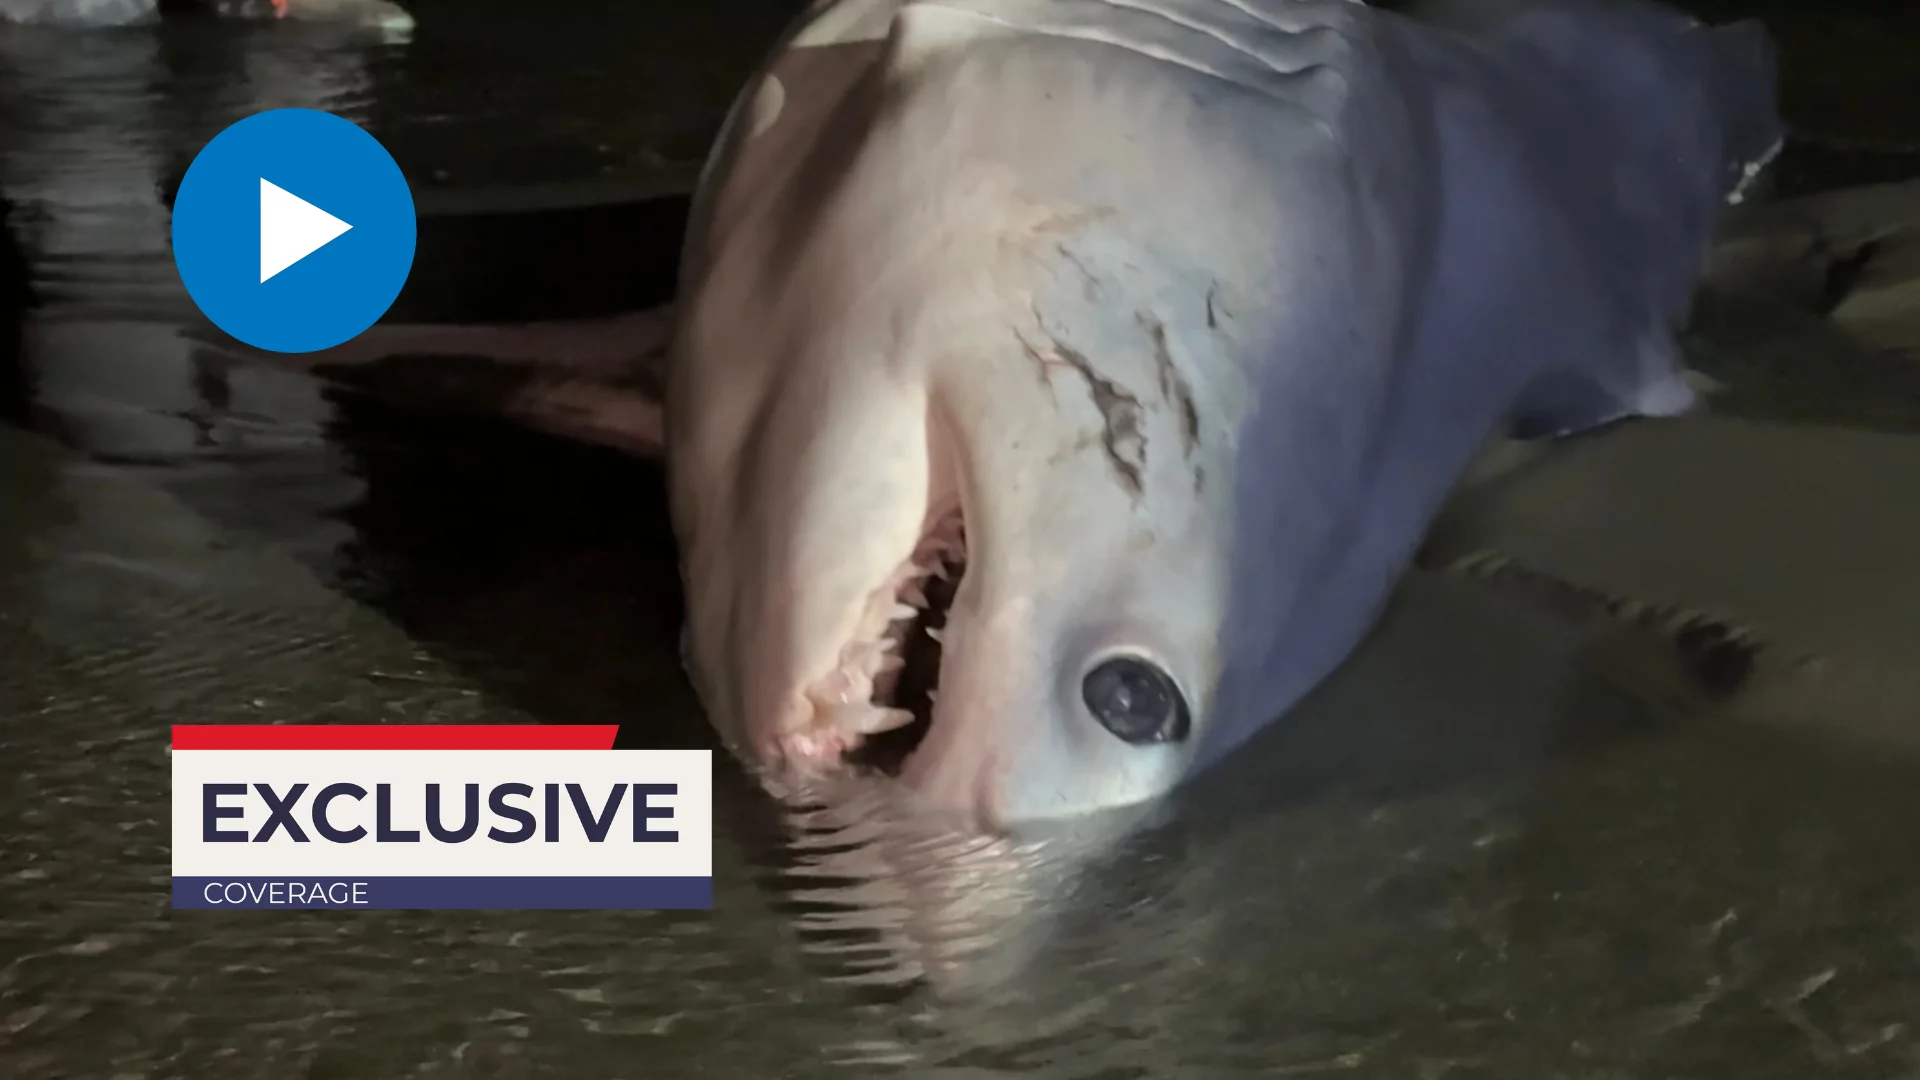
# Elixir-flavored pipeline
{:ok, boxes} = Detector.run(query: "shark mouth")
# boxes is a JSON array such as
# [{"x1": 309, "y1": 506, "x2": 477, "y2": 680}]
[{"x1": 787, "y1": 504, "x2": 967, "y2": 776}]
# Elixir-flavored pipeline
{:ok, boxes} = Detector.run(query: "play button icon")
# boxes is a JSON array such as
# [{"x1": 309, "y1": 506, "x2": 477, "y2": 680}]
[
  {"x1": 259, "y1": 178, "x2": 353, "y2": 283},
  {"x1": 172, "y1": 108, "x2": 417, "y2": 354}
]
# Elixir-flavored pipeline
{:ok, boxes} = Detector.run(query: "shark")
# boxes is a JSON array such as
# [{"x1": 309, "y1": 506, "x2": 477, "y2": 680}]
[
  {"x1": 661, "y1": 0, "x2": 1785, "y2": 825},
  {"x1": 200, "y1": 0, "x2": 1821, "y2": 828}
]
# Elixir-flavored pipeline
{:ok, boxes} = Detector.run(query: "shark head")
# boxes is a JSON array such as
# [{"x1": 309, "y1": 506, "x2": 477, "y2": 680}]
[{"x1": 661, "y1": 14, "x2": 1305, "y2": 827}]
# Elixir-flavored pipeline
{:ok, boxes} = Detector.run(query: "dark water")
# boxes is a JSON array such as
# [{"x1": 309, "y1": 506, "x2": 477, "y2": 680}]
[{"x1": 3, "y1": 2, "x2": 1920, "y2": 1078}]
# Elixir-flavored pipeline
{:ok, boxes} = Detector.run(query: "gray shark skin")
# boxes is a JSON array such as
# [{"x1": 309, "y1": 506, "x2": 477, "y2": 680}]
[{"x1": 662, "y1": 0, "x2": 1780, "y2": 825}]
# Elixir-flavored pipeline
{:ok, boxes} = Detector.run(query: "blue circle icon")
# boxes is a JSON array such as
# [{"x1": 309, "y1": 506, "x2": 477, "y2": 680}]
[{"x1": 172, "y1": 108, "x2": 417, "y2": 354}]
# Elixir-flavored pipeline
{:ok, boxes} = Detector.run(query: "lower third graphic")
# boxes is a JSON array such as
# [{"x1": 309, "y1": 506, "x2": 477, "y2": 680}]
[{"x1": 169, "y1": 725, "x2": 713, "y2": 910}]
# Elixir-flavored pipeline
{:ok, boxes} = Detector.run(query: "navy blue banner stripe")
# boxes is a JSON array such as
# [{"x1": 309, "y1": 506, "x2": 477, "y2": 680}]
[{"x1": 172, "y1": 876, "x2": 711, "y2": 910}]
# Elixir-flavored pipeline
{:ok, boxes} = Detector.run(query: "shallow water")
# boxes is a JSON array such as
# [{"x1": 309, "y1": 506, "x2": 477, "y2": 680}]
[{"x1": 3, "y1": 2, "x2": 1920, "y2": 1078}]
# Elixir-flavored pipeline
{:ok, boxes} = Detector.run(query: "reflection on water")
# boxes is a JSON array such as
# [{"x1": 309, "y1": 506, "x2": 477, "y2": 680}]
[{"x1": 2, "y1": 3, "x2": 1919, "y2": 1079}]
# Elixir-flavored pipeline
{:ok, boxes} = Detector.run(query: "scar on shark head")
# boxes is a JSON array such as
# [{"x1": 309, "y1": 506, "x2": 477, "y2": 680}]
[
  {"x1": 1015, "y1": 314, "x2": 1148, "y2": 501},
  {"x1": 1141, "y1": 314, "x2": 1202, "y2": 489}
]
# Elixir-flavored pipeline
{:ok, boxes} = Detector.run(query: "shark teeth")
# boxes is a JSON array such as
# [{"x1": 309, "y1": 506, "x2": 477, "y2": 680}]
[
  {"x1": 822, "y1": 702, "x2": 917, "y2": 736},
  {"x1": 790, "y1": 505, "x2": 965, "y2": 766},
  {"x1": 837, "y1": 637, "x2": 895, "y2": 670},
  {"x1": 808, "y1": 667, "x2": 869, "y2": 706},
  {"x1": 776, "y1": 701, "x2": 915, "y2": 769}
]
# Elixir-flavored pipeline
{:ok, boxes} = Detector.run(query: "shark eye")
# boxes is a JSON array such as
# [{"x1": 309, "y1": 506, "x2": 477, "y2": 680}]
[{"x1": 1081, "y1": 656, "x2": 1190, "y2": 745}]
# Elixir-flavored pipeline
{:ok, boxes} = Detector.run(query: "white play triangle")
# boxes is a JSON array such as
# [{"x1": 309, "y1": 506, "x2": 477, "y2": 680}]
[{"x1": 259, "y1": 177, "x2": 353, "y2": 283}]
